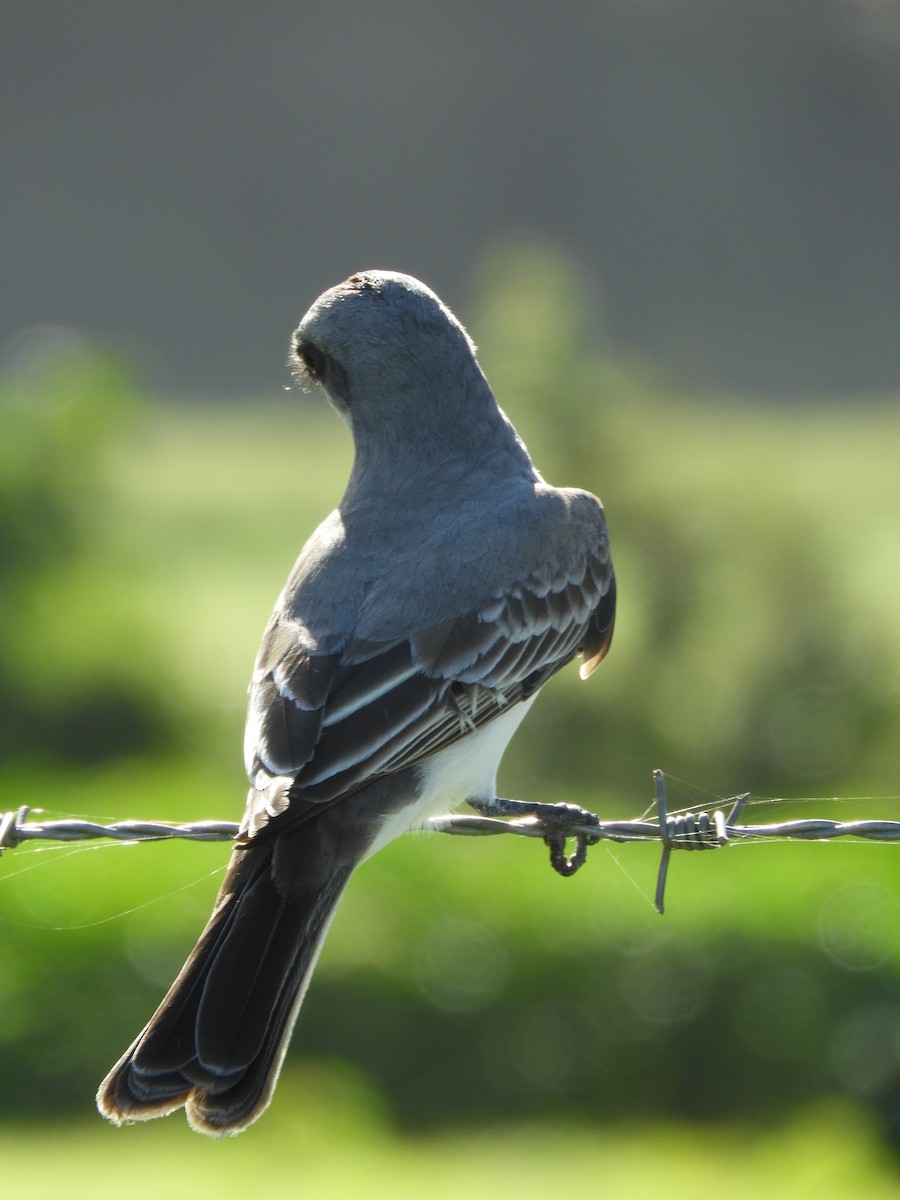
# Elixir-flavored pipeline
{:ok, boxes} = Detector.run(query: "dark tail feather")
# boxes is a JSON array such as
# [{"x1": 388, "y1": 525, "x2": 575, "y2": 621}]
[{"x1": 97, "y1": 840, "x2": 353, "y2": 1136}]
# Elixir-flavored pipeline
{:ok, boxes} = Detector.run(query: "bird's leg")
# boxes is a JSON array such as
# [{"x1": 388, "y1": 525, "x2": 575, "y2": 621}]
[{"x1": 467, "y1": 795, "x2": 601, "y2": 877}]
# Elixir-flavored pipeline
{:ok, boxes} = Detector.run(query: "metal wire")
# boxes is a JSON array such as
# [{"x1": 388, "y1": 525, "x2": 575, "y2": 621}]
[{"x1": 2, "y1": 770, "x2": 898, "y2": 914}]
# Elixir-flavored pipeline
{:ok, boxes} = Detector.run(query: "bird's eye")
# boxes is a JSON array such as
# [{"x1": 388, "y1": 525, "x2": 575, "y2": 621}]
[{"x1": 297, "y1": 342, "x2": 327, "y2": 382}]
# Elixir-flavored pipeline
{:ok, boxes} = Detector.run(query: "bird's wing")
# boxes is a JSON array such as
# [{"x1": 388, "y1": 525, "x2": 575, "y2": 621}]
[{"x1": 243, "y1": 509, "x2": 614, "y2": 835}]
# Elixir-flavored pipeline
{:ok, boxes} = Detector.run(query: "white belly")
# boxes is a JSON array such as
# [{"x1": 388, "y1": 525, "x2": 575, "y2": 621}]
[{"x1": 364, "y1": 694, "x2": 537, "y2": 858}]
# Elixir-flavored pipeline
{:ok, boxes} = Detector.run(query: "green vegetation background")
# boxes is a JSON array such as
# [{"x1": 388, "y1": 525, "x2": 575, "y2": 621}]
[{"x1": 1, "y1": 248, "x2": 899, "y2": 1196}]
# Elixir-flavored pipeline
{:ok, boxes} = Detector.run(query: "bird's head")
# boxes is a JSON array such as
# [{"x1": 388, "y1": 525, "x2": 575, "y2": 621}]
[{"x1": 289, "y1": 270, "x2": 479, "y2": 424}]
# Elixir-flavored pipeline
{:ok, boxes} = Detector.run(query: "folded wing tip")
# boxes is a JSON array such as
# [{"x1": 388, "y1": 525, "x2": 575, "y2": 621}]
[{"x1": 579, "y1": 637, "x2": 612, "y2": 679}]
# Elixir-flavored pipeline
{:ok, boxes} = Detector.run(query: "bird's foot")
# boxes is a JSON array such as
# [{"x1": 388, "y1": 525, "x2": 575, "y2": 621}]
[{"x1": 468, "y1": 797, "x2": 601, "y2": 877}]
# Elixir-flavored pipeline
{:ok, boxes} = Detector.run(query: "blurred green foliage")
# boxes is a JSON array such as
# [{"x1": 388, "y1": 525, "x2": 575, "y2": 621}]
[
  {"x1": 0, "y1": 333, "x2": 179, "y2": 764},
  {"x1": 2, "y1": 1094, "x2": 900, "y2": 1200},
  {"x1": 0, "y1": 251, "x2": 899, "y2": 1176},
  {"x1": 472, "y1": 243, "x2": 900, "y2": 804}
]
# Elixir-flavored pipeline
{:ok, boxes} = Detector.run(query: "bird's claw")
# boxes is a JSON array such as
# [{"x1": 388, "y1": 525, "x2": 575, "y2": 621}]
[{"x1": 539, "y1": 802, "x2": 601, "y2": 877}]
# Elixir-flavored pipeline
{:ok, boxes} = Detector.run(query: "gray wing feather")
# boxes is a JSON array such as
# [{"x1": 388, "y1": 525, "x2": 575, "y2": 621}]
[{"x1": 244, "y1": 506, "x2": 614, "y2": 835}]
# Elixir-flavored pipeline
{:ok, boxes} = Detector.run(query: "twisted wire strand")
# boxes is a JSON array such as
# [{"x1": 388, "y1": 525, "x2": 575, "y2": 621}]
[
  {"x1": 2, "y1": 771, "x2": 898, "y2": 912},
  {"x1": 4, "y1": 811, "x2": 900, "y2": 849}
]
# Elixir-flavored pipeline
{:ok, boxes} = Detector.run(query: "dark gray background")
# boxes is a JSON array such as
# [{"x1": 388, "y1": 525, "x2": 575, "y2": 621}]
[{"x1": 2, "y1": 0, "x2": 898, "y2": 397}]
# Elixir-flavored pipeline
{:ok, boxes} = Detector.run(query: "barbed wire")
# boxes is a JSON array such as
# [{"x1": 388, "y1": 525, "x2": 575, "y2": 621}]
[{"x1": 2, "y1": 770, "x2": 898, "y2": 914}]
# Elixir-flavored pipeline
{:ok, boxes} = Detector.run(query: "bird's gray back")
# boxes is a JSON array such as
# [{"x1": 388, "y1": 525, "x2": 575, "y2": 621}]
[{"x1": 279, "y1": 479, "x2": 609, "y2": 646}]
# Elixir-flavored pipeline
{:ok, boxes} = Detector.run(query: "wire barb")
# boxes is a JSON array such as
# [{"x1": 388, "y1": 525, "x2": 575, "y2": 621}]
[{"x1": 2, "y1": 772, "x2": 900, "y2": 913}]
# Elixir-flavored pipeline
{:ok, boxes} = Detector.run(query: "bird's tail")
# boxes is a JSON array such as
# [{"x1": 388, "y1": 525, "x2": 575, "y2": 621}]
[{"x1": 97, "y1": 836, "x2": 353, "y2": 1136}]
